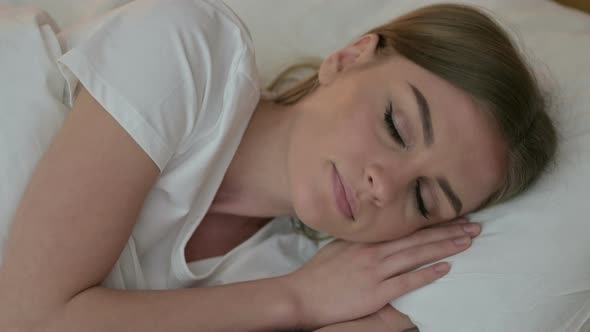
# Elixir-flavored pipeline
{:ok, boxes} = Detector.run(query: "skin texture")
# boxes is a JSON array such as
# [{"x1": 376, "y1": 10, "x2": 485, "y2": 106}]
[
  {"x1": 216, "y1": 33, "x2": 507, "y2": 243},
  {"x1": 288, "y1": 34, "x2": 506, "y2": 242},
  {"x1": 211, "y1": 34, "x2": 507, "y2": 330},
  {"x1": 313, "y1": 305, "x2": 416, "y2": 332}
]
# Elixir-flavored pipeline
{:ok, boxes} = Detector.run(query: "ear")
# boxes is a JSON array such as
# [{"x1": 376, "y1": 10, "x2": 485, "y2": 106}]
[{"x1": 318, "y1": 33, "x2": 379, "y2": 85}]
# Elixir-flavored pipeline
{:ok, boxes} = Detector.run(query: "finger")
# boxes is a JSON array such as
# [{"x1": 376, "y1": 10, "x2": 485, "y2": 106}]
[
  {"x1": 379, "y1": 236, "x2": 471, "y2": 278},
  {"x1": 428, "y1": 216, "x2": 470, "y2": 229},
  {"x1": 379, "y1": 261, "x2": 450, "y2": 301},
  {"x1": 377, "y1": 222, "x2": 480, "y2": 258},
  {"x1": 452, "y1": 216, "x2": 470, "y2": 224}
]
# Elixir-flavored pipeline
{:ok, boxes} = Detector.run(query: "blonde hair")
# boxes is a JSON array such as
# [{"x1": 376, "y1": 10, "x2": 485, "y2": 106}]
[{"x1": 269, "y1": 4, "x2": 556, "y2": 213}]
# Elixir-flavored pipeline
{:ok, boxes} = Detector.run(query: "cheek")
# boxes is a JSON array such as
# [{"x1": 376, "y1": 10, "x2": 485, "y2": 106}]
[
  {"x1": 287, "y1": 159, "x2": 334, "y2": 233},
  {"x1": 378, "y1": 218, "x2": 419, "y2": 242},
  {"x1": 354, "y1": 220, "x2": 418, "y2": 243},
  {"x1": 350, "y1": 209, "x2": 419, "y2": 242},
  {"x1": 331, "y1": 109, "x2": 386, "y2": 160}
]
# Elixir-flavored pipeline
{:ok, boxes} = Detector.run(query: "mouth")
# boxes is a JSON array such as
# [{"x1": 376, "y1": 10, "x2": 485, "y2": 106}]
[{"x1": 332, "y1": 163, "x2": 356, "y2": 221}]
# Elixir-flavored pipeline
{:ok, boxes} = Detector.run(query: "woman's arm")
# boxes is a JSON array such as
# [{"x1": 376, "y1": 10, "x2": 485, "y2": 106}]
[
  {"x1": 0, "y1": 87, "x2": 298, "y2": 332},
  {"x1": 313, "y1": 306, "x2": 415, "y2": 332}
]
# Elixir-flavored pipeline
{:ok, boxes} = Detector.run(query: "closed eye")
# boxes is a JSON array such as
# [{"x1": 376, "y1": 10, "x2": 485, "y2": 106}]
[
  {"x1": 384, "y1": 103, "x2": 406, "y2": 148},
  {"x1": 415, "y1": 178, "x2": 430, "y2": 220}
]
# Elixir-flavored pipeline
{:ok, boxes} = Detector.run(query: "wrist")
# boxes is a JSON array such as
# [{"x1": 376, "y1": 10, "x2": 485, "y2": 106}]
[{"x1": 276, "y1": 273, "x2": 316, "y2": 330}]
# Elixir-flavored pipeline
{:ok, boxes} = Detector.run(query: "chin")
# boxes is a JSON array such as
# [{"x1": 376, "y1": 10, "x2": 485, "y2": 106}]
[
  {"x1": 290, "y1": 178, "x2": 335, "y2": 236},
  {"x1": 291, "y1": 191, "x2": 325, "y2": 232}
]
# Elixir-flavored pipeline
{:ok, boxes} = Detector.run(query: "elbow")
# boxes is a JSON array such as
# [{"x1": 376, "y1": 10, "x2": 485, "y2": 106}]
[
  {"x1": 0, "y1": 307, "x2": 35, "y2": 332},
  {"x1": 0, "y1": 306, "x2": 60, "y2": 332},
  {"x1": 0, "y1": 276, "x2": 69, "y2": 332},
  {"x1": 0, "y1": 293, "x2": 53, "y2": 332},
  {"x1": 0, "y1": 319, "x2": 34, "y2": 332},
  {"x1": 0, "y1": 315, "x2": 53, "y2": 332}
]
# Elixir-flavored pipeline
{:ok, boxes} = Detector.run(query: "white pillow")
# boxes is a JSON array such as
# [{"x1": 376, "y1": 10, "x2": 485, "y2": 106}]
[
  {"x1": 0, "y1": 6, "x2": 67, "y2": 263},
  {"x1": 222, "y1": 0, "x2": 590, "y2": 331}
]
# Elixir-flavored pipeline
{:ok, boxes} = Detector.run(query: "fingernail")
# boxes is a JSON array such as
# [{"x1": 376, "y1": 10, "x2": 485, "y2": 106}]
[
  {"x1": 434, "y1": 262, "x2": 450, "y2": 275},
  {"x1": 462, "y1": 224, "x2": 480, "y2": 236},
  {"x1": 454, "y1": 236, "x2": 471, "y2": 246}
]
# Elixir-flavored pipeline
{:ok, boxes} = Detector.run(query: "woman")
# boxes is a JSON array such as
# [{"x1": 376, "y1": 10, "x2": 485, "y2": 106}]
[{"x1": 0, "y1": 0, "x2": 555, "y2": 331}]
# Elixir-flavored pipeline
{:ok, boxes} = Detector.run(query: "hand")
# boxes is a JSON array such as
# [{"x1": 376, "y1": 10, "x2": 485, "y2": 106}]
[
  {"x1": 284, "y1": 219, "x2": 481, "y2": 329},
  {"x1": 375, "y1": 305, "x2": 416, "y2": 331},
  {"x1": 311, "y1": 306, "x2": 415, "y2": 332}
]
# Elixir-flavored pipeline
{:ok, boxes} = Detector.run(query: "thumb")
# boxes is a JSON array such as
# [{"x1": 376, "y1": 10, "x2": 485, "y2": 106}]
[{"x1": 375, "y1": 305, "x2": 416, "y2": 331}]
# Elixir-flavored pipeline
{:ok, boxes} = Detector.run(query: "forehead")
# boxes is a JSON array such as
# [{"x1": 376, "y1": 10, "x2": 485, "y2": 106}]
[{"x1": 378, "y1": 56, "x2": 508, "y2": 214}]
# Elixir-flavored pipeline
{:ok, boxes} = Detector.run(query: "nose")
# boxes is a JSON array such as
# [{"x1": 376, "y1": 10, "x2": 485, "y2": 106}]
[{"x1": 364, "y1": 164, "x2": 399, "y2": 207}]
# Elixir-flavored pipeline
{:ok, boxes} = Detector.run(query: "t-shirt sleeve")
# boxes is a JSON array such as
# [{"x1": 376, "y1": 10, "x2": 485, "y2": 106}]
[{"x1": 57, "y1": 0, "x2": 251, "y2": 170}]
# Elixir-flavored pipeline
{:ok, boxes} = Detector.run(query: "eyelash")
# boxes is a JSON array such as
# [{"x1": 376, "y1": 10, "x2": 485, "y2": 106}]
[
  {"x1": 384, "y1": 103, "x2": 407, "y2": 149},
  {"x1": 385, "y1": 105, "x2": 429, "y2": 220},
  {"x1": 415, "y1": 179, "x2": 430, "y2": 220}
]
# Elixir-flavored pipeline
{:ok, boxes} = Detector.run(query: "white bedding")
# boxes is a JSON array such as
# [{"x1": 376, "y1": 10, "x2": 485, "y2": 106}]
[
  {"x1": 1, "y1": 1, "x2": 589, "y2": 331},
  {"x1": 0, "y1": 4, "x2": 67, "y2": 264}
]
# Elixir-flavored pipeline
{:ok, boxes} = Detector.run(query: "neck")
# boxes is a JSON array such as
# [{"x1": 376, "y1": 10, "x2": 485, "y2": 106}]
[{"x1": 209, "y1": 98, "x2": 299, "y2": 218}]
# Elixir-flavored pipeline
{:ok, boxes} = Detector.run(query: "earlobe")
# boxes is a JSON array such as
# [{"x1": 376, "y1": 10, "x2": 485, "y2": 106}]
[{"x1": 318, "y1": 33, "x2": 379, "y2": 85}]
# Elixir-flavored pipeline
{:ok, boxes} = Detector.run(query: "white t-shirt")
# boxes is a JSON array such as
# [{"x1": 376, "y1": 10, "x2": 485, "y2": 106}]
[
  {"x1": 184, "y1": 216, "x2": 322, "y2": 288},
  {"x1": 57, "y1": 0, "x2": 263, "y2": 290}
]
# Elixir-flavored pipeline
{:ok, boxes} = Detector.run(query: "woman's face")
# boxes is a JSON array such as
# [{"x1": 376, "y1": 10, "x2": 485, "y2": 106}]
[{"x1": 286, "y1": 34, "x2": 507, "y2": 242}]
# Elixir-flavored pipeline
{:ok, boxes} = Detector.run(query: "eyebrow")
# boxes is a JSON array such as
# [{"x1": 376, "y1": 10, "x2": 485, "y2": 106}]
[
  {"x1": 437, "y1": 177, "x2": 463, "y2": 216},
  {"x1": 408, "y1": 83, "x2": 433, "y2": 146}
]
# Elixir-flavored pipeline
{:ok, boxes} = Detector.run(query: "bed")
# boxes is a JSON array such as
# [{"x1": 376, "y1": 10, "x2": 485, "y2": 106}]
[{"x1": 1, "y1": 1, "x2": 589, "y2": 331}]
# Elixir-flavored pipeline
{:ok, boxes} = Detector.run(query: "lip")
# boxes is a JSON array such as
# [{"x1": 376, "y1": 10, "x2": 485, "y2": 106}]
[{"x1": 332, "y1": 163, "x2": 356, "y2": 221}]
